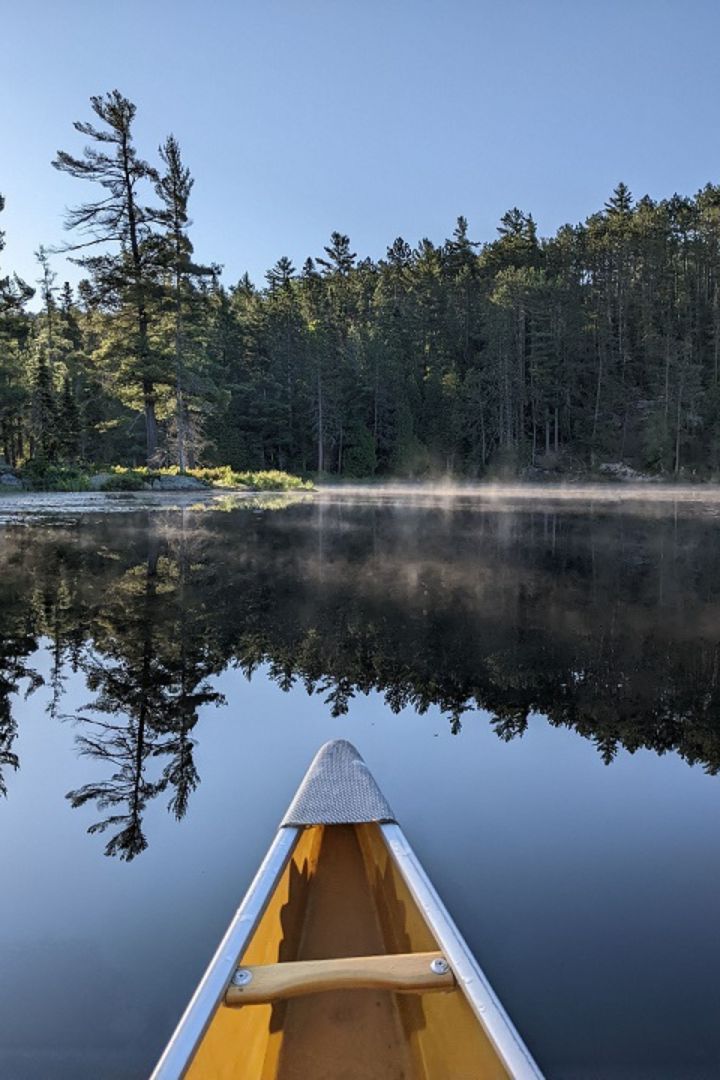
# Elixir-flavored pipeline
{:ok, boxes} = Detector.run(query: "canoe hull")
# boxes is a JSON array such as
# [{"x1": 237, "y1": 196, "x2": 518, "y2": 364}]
[{"x1": 152, "y1": 742, "x2": 543, "y2": 1079}]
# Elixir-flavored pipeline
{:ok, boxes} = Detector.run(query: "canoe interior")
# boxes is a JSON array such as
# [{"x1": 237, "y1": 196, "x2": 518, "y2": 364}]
[{"x1": 185, "y1": 823, "x2": 509, "y2": 1080}]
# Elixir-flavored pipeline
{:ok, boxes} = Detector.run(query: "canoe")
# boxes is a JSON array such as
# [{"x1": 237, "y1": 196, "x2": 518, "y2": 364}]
[{"x1": 151, "y1": 740, "x2": 543, "y2": 1079}]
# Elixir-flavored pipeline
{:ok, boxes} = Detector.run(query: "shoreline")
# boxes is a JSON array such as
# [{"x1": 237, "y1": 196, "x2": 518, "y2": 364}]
[{"x1": 0, "y1": 488, "x2": 309, "y2": 523}]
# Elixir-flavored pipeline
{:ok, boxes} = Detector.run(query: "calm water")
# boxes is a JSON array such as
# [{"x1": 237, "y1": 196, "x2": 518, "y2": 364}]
[{"x1": 2, "y1": 490, "x2": 720, "y2": 1079}]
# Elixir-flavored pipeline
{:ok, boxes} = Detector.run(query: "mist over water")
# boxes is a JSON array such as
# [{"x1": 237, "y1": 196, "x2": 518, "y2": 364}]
[{"x1": 317, "y1": 480, "x2": 720, "y2": 512}]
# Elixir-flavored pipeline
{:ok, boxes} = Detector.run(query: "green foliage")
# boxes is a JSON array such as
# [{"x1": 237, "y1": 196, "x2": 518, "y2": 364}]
[
  {"x1": 109, "y1": 464, "x2": 313, "y2": 491},
  {"x1": 102, "y1": 471, "x2": 147, "y2": 491},
  {"x1": 57, "y1": 377, "x2": 81, "y2": 460},
  {"x1": 641, "y1": 407, "x2": 672, "y2": 471},
  {"x1": 4, "y1": 463, "x2": 310, "y2": 493},
  {"x1": 188, "y1": 467, "x2": 313, "y2": 490},
  {"x1": 343, "y1": 425, "x2": 377, "y2": 478},
  {"x1": 19, "y1": 462, "x2": 90, "y2": 491},
  {"x1": 231, "y1": 469, "x2": 313, "y2": 491}
]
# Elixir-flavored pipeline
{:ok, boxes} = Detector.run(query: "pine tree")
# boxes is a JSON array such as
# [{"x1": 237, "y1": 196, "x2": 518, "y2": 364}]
[
  {"x1": 53, "y1": 91, "x2": 162, "y2": 462},
  {"x1": 35, "y1": 246, "x2": 58, "y2": 375},
  {"x1": 317, "y1": 232, "x2": 356, "y2": 275},
  {"x1": 58, "y1": 376, "x2": 81, "y2": 460},
  {"x1": 154, "y1": 134, "x2": 215, "y2": 469},
  {"x1": 265, "y1": 256, "x2": 296, "y2": 292},
  {"x1": 605, "y1": 181, "x2": 633, "y2": 216},
  {"x1": 30, "y1": 352, "x2": 57, "y2": 463}
]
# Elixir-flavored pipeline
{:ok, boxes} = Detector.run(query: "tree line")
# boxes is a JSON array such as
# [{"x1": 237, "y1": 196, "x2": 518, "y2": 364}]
[{"x1": 3, "y1": 90, "x2": 720, "y2": 477}]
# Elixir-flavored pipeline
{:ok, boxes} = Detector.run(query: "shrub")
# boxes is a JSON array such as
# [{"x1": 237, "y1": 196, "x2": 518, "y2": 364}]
[
  {"x1": 103, "y1": 471, "x2": 147, "y2": 491},
  {"x1": 231, "y1": 469, "x2": 314, "y2": 491},
  {"x1": 20, "y1": 463, "x2": 91, "y2": 491},
  {"x1": 180, "y1": 466, "x2": 313, "y2": 491}
]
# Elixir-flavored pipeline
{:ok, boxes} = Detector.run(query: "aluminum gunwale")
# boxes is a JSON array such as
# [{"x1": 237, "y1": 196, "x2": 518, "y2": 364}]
[
  {"x1": 380, "y1": 821, "x2": 544, "y2": 1080},
  {"x1": 150, "y1": 826, "x2": 299, "y2": 1080}
]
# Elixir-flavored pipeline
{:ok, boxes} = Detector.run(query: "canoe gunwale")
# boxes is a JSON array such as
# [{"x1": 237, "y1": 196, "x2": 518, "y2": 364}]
[
  {"x1": 380, "y1": 822, "x2": 544, "y2": 1080},
  {"x1": 150, "y1": 826, "x2": 300, "y2": 1080}
]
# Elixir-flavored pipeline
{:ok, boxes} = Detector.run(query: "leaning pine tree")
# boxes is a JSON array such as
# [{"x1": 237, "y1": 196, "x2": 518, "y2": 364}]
[{"x1": 52, "y1": 91, "x2": 162, "y2": 463}]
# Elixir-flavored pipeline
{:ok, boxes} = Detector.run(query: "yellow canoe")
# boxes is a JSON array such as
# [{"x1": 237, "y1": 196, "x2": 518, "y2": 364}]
[{"x1": 152, "y1": 740, "x2": 543, "y2": 1079}]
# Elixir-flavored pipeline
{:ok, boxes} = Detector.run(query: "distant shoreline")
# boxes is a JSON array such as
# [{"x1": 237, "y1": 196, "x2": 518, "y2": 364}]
[{"x1": 5, "y1": 482, "x2": 720, "y2": 527}]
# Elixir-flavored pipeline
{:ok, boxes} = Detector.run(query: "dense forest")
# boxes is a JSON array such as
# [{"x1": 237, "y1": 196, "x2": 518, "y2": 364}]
[{"x1": 3, "y1": 90, "x2": 720, "y2": 478}]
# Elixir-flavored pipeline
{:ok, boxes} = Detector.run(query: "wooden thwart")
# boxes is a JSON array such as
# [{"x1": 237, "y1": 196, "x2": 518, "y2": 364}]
[{"x1": 224, "y1": 950, "x2": 455, "y2": 1006}]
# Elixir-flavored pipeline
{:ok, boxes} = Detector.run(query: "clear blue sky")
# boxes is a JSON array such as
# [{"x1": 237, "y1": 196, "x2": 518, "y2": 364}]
[{"x1": 2, "y1": 0, "x2": 719, "y2": 297}]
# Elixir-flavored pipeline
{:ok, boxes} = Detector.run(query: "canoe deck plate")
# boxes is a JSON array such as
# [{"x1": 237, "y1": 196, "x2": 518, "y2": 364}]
[{"x1": 281, "y1": 740, "x2": 396, "y2": 826}]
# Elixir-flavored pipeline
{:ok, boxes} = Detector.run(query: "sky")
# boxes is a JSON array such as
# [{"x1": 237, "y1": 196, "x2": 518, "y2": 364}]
[{"x1": 2, "y1": 0, "x2": 720, "y2": 300}]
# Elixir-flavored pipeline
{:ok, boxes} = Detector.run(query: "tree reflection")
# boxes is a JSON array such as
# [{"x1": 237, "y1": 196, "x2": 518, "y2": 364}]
[
  {"x1": 66, "y1": 532, "x2": 224, "y2": 859},
  {"x1": 0, "y1": 542, "x2": 43, "y2": 795},
  {"x1": 2, "y1": 497, "x2": 720, "y2": 856},
  {"x1": 0, "y1": 638, "x2": 40, "y2": 797}
]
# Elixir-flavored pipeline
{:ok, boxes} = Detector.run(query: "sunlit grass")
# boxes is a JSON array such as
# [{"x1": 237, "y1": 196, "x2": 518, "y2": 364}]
[
  {"x1": 109, "y1": 465, "x2": 314, "y2": 491},
  {"x1": 3, "y1": 463, "x2": 314, "y2": 493}
]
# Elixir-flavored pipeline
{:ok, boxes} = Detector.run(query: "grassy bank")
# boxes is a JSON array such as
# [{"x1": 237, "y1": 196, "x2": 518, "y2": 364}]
[
  {"x1": 108, "y1": 465, "x2": 314, "y2": 491},
  {"x1": 0, "y1": 464, "x2": 314, "y2": 493}
]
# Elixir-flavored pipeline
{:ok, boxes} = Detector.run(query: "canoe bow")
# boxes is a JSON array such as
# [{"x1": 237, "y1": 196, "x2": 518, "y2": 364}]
[{"x1": 151, "y1": 740, "x2": 544, "y2": 1080}]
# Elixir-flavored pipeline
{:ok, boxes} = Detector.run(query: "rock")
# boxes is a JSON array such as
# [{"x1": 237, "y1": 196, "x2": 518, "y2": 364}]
[
  {"x1": 598, "y1": 462, "x2": 654, "y2": 483},
  {"x1": 0, "y1": 473, "x2": 22, "y2": 488},
  {"x1": 88, "y1": 472, "x2": 115, "y2": 490},
  {"x1": 150, "y1": 475, "x2": 207, "y2": 491}
]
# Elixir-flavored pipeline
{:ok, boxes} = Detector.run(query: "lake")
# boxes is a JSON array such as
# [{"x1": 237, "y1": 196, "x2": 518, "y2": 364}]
[{"x1": 2, "y1": 488, "x2": 720, "y2": 1079}]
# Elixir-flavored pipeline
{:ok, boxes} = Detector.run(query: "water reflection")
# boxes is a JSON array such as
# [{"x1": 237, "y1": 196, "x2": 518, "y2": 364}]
[
  {"x1": 2, "y1": 496, "x2": 720, "y2": 857},
  {"x1": 66, "y1": 540, "x2": 225, "y2": 859}
]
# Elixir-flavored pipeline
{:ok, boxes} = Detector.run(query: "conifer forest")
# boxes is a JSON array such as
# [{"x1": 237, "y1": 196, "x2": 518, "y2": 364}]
[{"x1": 3, "y1": 90, "x2": 720, "y2": 479}]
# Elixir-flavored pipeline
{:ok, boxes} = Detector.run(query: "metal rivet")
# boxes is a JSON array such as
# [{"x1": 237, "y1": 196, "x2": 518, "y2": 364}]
[
  {"x1": 430, "y1": 957, "x2": 449, "y2": 975},
  {"x1": 231, "y1": 968, "x2": 253, "y2": 987}
]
